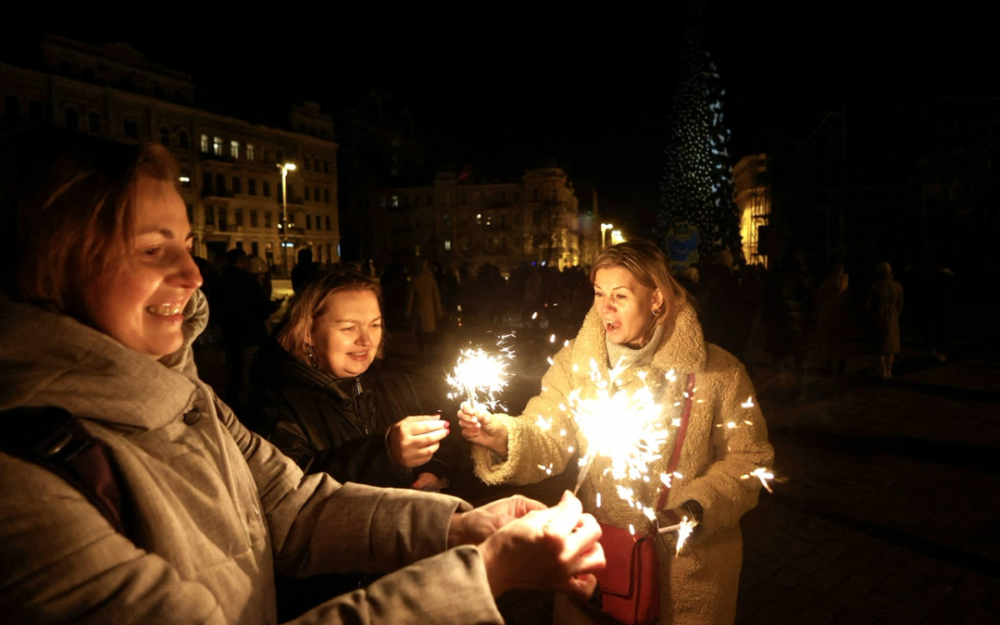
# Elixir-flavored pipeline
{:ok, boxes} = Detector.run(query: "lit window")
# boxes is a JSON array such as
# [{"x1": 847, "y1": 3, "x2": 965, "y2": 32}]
[
  {"x1": 391, "y1": 195, "x2": 399, "y2": 208},
  {"x1": 230, "y1": 140, "x2": 239, "y2": 159},
  {"x1": 213, "y1": 136, "x2": 223, "y2": 156},
  {"x1": 247, "y1": 144, "x2": 254, "y2": 161},
  {"x1": 200, "y1": 134, "x2": 209, "y2": 152},
  {"x1": 444, "y1": 240, "x2": 452, "y2": 251}
]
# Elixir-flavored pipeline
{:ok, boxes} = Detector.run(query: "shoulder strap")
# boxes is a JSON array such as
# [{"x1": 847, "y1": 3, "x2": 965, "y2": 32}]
[
  {"x1": 0, "y1": 406, "x2": 128, "y2": 535},
  {"x1": 654, "y1": 373, "x2": 696, "y2": 513}
]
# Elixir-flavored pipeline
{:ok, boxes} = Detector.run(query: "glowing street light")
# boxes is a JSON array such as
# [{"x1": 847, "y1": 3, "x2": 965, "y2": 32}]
[
  {"x1": 601, "y1": 222, "x2": 614, "y2": 248},
  {"x1": 277, "y1": 162, "x2": 296, "y2": 275},
  {"x1": 611, "y1": 229, "x2": 624, "y2": 245}
]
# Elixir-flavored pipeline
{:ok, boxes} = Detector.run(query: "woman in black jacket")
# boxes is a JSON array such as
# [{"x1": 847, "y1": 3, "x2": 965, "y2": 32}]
[{"x1": 250, "y1": 270, "x2": 452, "y2": 490}]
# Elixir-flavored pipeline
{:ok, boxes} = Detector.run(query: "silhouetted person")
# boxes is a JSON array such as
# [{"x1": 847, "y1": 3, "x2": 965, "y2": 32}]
[
  {"x1": 291, "y1": 248, "x2": 320, "y2": 293},
  {"x1": 214, "y1": 248, "x2": 274, "y2": 407},
  {"x1": 867, "y1": 262, "x2": 904, "y2": 379}
]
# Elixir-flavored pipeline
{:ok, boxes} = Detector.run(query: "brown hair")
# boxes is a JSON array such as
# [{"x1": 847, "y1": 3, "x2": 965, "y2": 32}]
[
  {"x1": 0, "y1": 132, "x2": 177, "y2": 317},
  {"x1": 590, "y1": 238, "x2": 689, "y2": 327},
  {"x1": 277, "y1": 269, "x2": 385, "y2": 364}
]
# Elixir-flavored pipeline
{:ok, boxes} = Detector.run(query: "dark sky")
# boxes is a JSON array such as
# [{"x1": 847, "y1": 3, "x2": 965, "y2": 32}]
[{"x1": 5, "y1": 7, "x2": 995, "y2": 233}]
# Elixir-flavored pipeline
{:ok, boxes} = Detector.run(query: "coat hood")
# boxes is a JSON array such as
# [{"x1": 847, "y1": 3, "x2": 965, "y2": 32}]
[{"x1": 0, "y1": 291, "x2": 209, "y2": 430}]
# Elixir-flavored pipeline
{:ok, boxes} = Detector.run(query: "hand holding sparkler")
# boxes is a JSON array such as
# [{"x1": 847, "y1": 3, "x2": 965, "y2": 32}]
[
  {"x1": 458, "y1": 401, "x2": 509, "y2": 454},
  {"x1": 388, "y1": 415, "x2": 451, "y2": 468},
  {"x1": 476, "y1": 491, "x2": 605, "y2": 598}
]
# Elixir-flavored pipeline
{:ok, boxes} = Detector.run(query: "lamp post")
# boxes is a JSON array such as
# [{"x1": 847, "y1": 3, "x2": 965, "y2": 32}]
[
  {"x1": 600, "y1": 222, "x2": 613, "y2": 248},
  {"x1": 277, "y1": 162, "x2": 296, "y2": 275}
]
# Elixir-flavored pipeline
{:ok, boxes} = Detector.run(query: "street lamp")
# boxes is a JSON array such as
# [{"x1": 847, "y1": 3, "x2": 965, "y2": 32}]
[
  {"x1": 277, "y1": 162, "x2": 296, "y2": 275},
  {"x1": 600, "y1": 222, "x2": 614, "y2": 248}
]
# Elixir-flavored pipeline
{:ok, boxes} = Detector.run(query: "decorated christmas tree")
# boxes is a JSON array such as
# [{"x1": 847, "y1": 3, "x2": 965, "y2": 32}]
[{"x1": 659, "y1": 10, "x2": 741, "y2": 269}]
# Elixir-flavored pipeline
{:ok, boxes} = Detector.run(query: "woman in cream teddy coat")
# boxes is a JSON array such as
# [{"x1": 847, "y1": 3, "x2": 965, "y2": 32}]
[{"x1": 461, "y1": 240, "x2": 774, "y2": 624}]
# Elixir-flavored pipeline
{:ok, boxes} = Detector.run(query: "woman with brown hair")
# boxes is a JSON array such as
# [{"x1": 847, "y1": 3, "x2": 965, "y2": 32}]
[
  {"x1": 249, "y1": 268, "x2": 453, "y2": 490},
  {"x1": 0, "y1": 131, "x2": 604, "y2": 623},
  {"x1": 461, "y1": 238, "x2": 774, "y2": 624}
]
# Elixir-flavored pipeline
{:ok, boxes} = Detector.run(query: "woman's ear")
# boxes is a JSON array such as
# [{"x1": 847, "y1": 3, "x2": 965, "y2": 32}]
[{"x1": 652, "y1": 289, "x2": 665, "y2": 314}]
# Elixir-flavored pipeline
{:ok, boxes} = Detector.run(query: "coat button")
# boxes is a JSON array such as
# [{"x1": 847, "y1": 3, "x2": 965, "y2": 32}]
[{"x1": 183, "y1": 411, "x2": 202, "y2": 425}]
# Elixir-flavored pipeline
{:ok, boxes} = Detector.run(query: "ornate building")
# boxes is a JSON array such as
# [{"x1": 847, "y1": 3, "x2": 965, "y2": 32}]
[
  {"x1": 0, "y1": 35, "x2": 339, "y2": 273},
  {"x1": 371, "y1": 164, "x2": 592, "y2": 272}
]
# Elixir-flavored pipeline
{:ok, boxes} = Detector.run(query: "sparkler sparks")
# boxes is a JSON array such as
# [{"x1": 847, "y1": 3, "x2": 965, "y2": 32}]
[
  {"x1": 675, "y1": 516, "x2": 697, "y2": 555},
  {"x1": 741, "y1": 467, "x2": 775, "y2": 493},
  {"x1": 741, "y1": 396, "x2": 755, "y2": 408},
  {"x1": 446, "y1": 341, "x2": 513, "y2": 410},
  {"x1": 569, "y1": 360, "x2": 679, "y2": 520}
]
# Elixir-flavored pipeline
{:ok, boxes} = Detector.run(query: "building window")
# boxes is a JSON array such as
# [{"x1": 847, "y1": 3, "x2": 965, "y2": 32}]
[
  {"x1": 306, "y1": 214, "x2": 312, "y2": 230},
  {"x1": 304, "y1": 186, "x2": 310, "y2": 201},
  {"x1": 323, "y1": 160, "x2": 330, "y2": 174},
  {"x1": 88, "y1": 112, "x2": 101, "y2": 134},
  {"x1": 444, "y1": 240, "x2": 452, "y2": 251},
  {"x1": 218, "y1": 208, "x2": 228, "y2": 231},
  {"x1": 313, "y1": 157, "x2": 320, "y2": 171},
  {"x1": 234, "y1": 208, "x2": 243, "y2": 227},
  {"x1": 160, "y1": 126, "x2": 171, "y2": 145},
  {"x1": 202, "y1": 172, "x2": 212, "y2": 194},
  {"x1": 232, "y1": 176, "x2": 242, "y2": 194},
  {"x1": 250, "y1": 210, "x2": 258, "y2": 227},
  {"x1": 178, "y1": 130, "x2": 190, "y2": 149},
  {"x1": 531, "y1": 189, "x2": 538, "y2": 201},
  {"x1": 263, "y1": 180, "x2": 271, "y2": 197},
  {"x1": 251, "y1": 241, "x2": 259, "y2": 257},
  {"x1": 123, "y1": 120, "x2": 138, "y2": 139},
  {"x1": 204, "y1": 205, "x2": 215, "y2": 225},
  {"x1": 391, "y1": 195, "x2": 398, "y2": 208},
  {"x1": 248, "y1": 179, "x2": 257, "y2": 195},
  {"x1": 201, "y1": 134, "x2": 209, "y2": 152},
  {"x1": 304, "y1": 157, "x2": 311, "y2": 171},
  {"x1": 265, "y1": 211, "x2": 272, "y2": 228},
  {"x1": 213, "y1": 136, "x2": 223, "y2": 156},
  {"x1": 215, "y1": 174, "x2": 225, "y2": 194},
  {"x1": 247, "y1": 144, "x2": 254, "y2": 161},
  {"x1": 325, "y1": 215, "x2": 331, "y2": 230},
  {"x1": 324, "y1": 188, "x2": 330, "y2": 203},
  {"x1": 230, "y1": 140, "x2": 239, "y2": 159}
]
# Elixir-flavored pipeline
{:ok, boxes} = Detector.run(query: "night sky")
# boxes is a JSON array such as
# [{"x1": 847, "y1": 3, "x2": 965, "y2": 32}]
[{"x1": 4, "y1": 7, "x2": 995, "y2": 233}]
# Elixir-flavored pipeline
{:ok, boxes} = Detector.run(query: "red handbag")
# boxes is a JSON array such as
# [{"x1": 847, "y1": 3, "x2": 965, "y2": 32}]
[{"x1": 593, "y1": 373, "x2": 695, "y2": 625}]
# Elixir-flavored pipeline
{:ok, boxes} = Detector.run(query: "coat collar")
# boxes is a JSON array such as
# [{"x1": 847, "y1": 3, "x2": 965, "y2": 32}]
[
  {"x1": 0, "y1": 296, "x2": 203, "y2": 431},
  {"x1": 569, "y1": 302, "x2": 707, "y2": 386}
]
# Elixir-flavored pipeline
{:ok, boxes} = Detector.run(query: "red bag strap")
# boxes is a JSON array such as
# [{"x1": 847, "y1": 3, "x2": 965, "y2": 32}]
[{"x1": 654, "y1": 373, "x2": 695, "y2": 513}]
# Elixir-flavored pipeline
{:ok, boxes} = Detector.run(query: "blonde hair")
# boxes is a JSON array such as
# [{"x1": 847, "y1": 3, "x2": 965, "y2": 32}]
[
  {"x1": 1, "y1": 132, "x2": 177, "y2": 317},
  {"x1": 277, "y1": 270, "x2": 385, "y2": 365},
  {"x1": 590, "y1": 239, "x2": 688, "y2": 327}
]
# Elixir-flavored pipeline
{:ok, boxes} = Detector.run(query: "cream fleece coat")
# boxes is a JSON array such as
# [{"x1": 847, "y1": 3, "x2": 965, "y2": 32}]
[
  {"x1": 473, "y1": 304, "x2": 774, "y2": 624},
  {"x1": 0, "y1": 292, "x2": 502, "y2": 624}
]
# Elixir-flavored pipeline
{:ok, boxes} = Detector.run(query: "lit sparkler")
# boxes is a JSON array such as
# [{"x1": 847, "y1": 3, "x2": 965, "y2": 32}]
[
  {"x1": 741, "y1": 467, "x2": 775, "y2": 493},
  {"x1": 446, "y1": 340, "x2": 514, "y2": 410},
  {"x1": 569, "y1": 359, "x2": 678, "y2": 521}
]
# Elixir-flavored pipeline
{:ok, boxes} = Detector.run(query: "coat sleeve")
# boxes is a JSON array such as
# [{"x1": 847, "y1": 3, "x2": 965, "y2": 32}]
[
  {"x1": 470, "y1": 344, "x2": 579, "y2": 485},
  {"x1": 671, "y1": 351, "x2": 774, "y2": 535},
  {"x1": 223, "y1": 398, "x2": 507, "y2": 624}
]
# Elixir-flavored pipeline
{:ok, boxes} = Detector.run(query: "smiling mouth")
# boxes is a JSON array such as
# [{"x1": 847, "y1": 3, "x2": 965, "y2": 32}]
[{"x1": 147, "y1": 304, "x2": 185, "y2": 316}]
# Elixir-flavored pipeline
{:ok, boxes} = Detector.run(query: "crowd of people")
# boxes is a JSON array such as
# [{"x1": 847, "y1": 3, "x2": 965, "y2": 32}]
[{"x1": 1, "y1": 130, "x2": 946, "y2": 624}]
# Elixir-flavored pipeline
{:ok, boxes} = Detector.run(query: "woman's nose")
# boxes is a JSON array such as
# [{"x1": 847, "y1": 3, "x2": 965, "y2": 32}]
[
  {"x1": 169, "y1": 249, "x2": 203, "y2": 289},
  {"x1": 357, "y1": 328, "x2": 371, "y2": 346}
]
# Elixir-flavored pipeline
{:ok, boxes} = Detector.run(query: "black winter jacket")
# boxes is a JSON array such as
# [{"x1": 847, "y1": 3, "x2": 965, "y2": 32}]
[{"x1": 248, "y1": 339, "x2": 449, "y2": 488}]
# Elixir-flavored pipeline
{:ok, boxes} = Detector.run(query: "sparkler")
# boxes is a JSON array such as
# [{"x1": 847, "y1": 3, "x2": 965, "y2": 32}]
[
  {"x1": 569, "y1": 360, "x2": 678, "y2": 521},
  {"x1": 446, "y1": 340, "x2": 514, "y2": 411},
  {"x1": 741, "y1": 467, "x2": 775, "y2": 493}
]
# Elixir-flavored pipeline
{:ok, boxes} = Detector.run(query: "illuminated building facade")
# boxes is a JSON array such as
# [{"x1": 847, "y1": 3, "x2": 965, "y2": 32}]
[
  {"x1": 372, "y1": 165, "x2": 590, "y2": 272},
  {"x1": 0, "y1": 35, "x2": 339, "y2": 272},
  {"x1": 733, "y1": 153, "x2": 771, "y2": 267}
]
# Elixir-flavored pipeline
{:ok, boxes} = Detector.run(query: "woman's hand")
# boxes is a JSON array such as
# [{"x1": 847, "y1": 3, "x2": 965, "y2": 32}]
[
  {"x1": 457, "y1": 401, "x2": 509, "y2": 455},
  {"x1": 411, "y1": 472, "x2": 449, "y2": 491},
  {"x1": 388, "y1": 415, "x2": 450, "y2": 469},
  {"x1": 476, "y1": 491, "x2": 605, "y2": 598}
]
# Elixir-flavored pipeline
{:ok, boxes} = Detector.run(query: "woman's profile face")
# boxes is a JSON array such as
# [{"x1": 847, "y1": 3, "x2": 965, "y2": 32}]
[
  {"x1": 593, "y1": 266, "x2": 663, "y2": 349},
  {"x1": 83, "y1": 177, "x2": 203, "y2": 358},
  {"x1": 308, "y1": 289, "x2": 383, "y2": 378}
]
